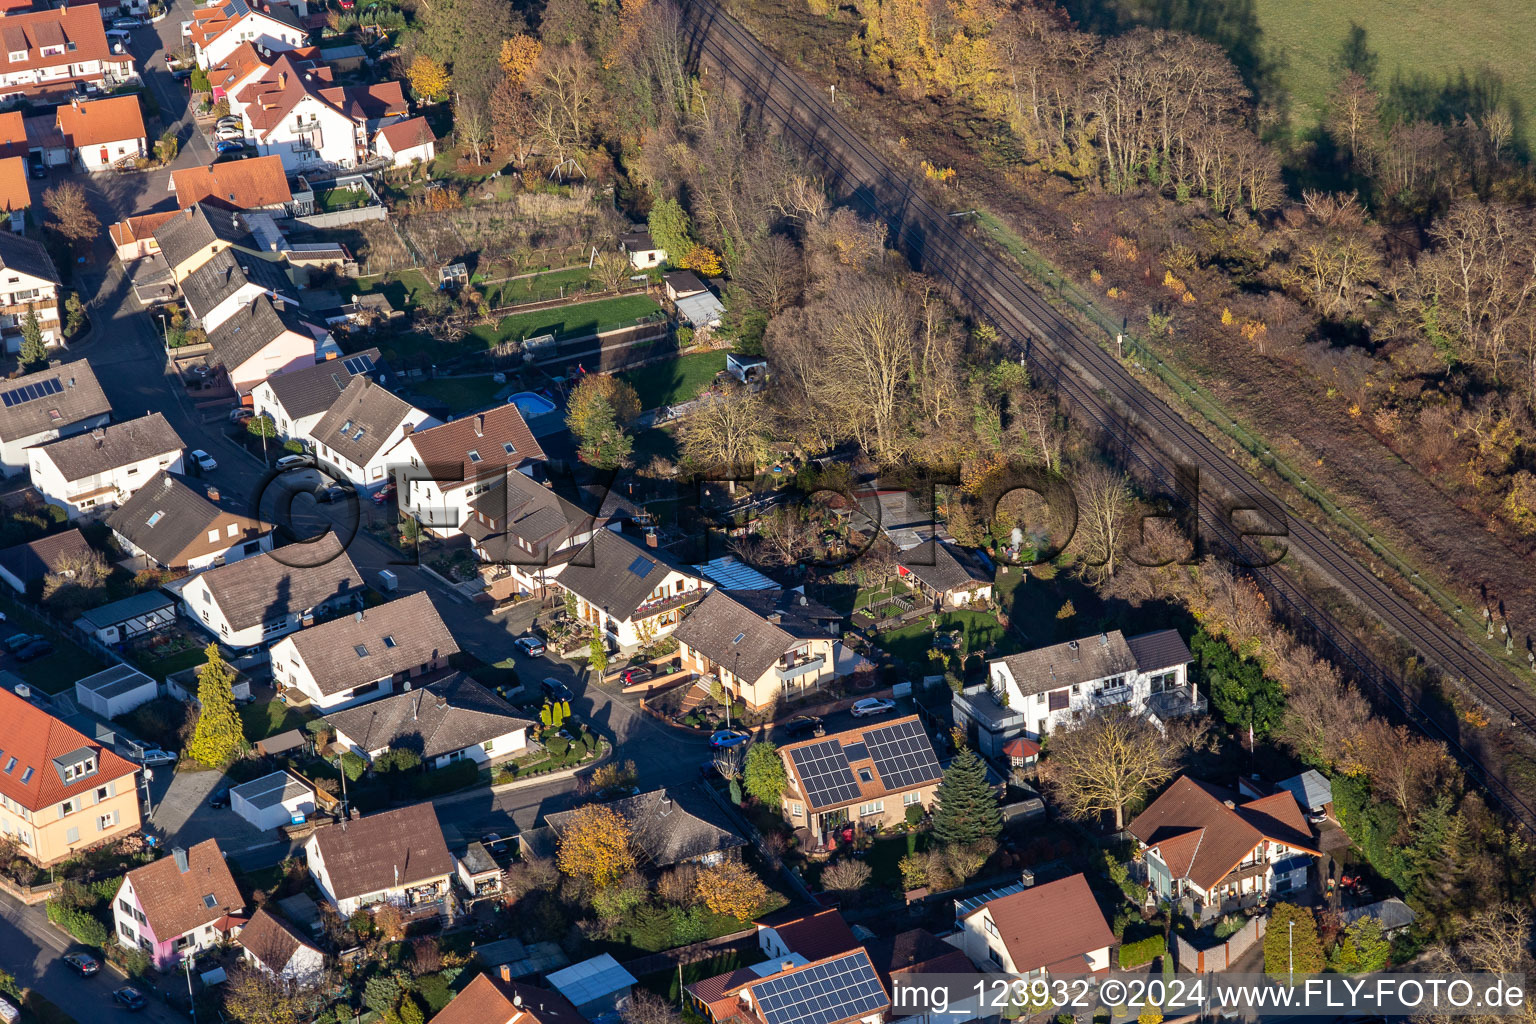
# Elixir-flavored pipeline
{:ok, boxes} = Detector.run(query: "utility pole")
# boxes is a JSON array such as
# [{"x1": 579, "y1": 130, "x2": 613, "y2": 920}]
[
  {"x1": 1288, "y1": 918, "x2": 1294, "y2": 987},
  {"x1": 184, "y1": 951, "x2": 197, "y2": 1024}
]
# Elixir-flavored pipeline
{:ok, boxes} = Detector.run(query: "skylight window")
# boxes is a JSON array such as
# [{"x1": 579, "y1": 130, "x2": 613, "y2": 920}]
[
  {"x1": 202, "y1": 894, "x2": 218, "y2": 909},
  {"x1": 147, "y1": 511, "x2": 164, "y2": 527},
  {"x1": 339, "y1": 419, "x2": 353, "y2": 435},
  {"x1": 352, "y1": 428, "x2": 364, "y2": 441},
  {"x1": 467, "y1": 450, "x2": 481, "y2": 463},
  {"x1": 354, "y1": 644, "x2": 369, "y2": 657},
  {"x1": 733, "y1": 632, "x2": 746, "y2": 644},
  {"x1": 19, "y1": 767, "x2": 32, "y2": 784},
  {"x1": 3, "y1": 757, "x2": 14, "y2": 774},
  {"x1": 502, "y1": 442, "x2": 516, "y2": 455},
  {"x1": 383, "y1": 635, "x2": 396, "y2": 648}
]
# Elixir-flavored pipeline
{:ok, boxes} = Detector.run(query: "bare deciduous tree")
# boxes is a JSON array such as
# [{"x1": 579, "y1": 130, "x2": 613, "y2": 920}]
[
  {"x1": 1074, "y1": 462, "x2": 1132, "y2": 583},
  {"x1": 1038, "y1": 707, "x2": 1176, "y2": 829}
]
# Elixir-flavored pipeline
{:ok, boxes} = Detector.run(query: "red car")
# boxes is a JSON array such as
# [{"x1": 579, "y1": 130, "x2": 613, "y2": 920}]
[
  {"x1": 371, "y1": 481, "x2": 396, "y2": 505},
  {"x1": 338, "y1": 0, "x2": 354, "y2": 8}
]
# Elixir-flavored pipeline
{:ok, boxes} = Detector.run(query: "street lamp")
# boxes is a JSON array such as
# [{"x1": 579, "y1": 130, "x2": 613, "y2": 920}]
[
  {"x1": 1288, "y1": 918, "x2": 1294, "y2": 987},
  {"x1": 183, "y1": 950, "x2": 197, "y2": 1024}
]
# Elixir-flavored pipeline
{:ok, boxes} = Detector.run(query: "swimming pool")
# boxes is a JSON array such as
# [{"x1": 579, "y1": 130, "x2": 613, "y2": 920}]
[{"x1": 509, "y1": 391, "x2": 557, "y2": 418}]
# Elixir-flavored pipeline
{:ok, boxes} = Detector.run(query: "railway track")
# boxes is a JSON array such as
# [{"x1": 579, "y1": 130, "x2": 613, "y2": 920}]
[{"x1": 676, "y1": 0, "x2": 1536, "y2": 830}]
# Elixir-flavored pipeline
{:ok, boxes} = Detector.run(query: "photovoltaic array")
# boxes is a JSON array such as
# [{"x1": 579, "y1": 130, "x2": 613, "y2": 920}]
[
  {"x1": 342, "y1": 353, "x2": 376, "y2": 375},
  {"x1": 0, "y1": 377, "x2": 62, "y2": 408},
  {"x1": 788, "y1": 740, "x2": 859, "y2": 808},
  {"x1": 863, "y1": 718, "x2": 942, "y2": 791},
  {"x1": 751, "y1": 951, "x2": 887, "y2": 1024}
]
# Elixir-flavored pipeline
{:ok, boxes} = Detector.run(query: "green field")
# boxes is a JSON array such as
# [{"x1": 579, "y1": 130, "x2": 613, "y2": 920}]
[
  {"x1": 482, "y1": 267, "x2": 601, "y2": 308},
  {"x1": 469, "y1": 294, "x2": 663, "y2": 346},
  {"x1": 619, "y1": 351, "x2": 727, "y2": 410},
  {"x1": 1251, "y1": 0, "x2": 1536, "y2": 135}
]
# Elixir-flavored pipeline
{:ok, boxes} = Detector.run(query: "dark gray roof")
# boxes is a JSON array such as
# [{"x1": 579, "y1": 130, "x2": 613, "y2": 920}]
[
  {"x1": 994, "y1": 630, "x2": 1139, "y2": 697},
  {"x1": 1276, "y1": 769, "x2": 1333, "y2": 812},
  {"x1": 554, "y1": 528, "x2": 700, "y2": 622},
  {"x1": 0, "y1": 231, "x2": 60, "y2": 285},
  {"x1": 323, "y1": 672, "x2": 532, "y2": 759},
  {"x1": 231, "y1": 770, "x2": 310, "y2": 811},
  {"x1": 197, "y1": 531, "x2": 362, "y2": 630},
  {"x1": 466, "y1": 471, "x2": 591, "y2": 559},
  {"x1": 33, "y1": 413, "x2": 183, "y2": 483},
  {"x1": 310, "y1": 376, "x2": 418, "y2": 467},
  {"x1": 261, "y1": 348, "x2": 379, "y2": 420},
  {"x1": 153, "y1": 202, "x2": 253, "y2": 273},
  {"x1": 662, "y1": 270, "x2": 706, "y2": 295},
  {"x1": 282, "y1": 591, "x2": 458, "y2": 696},
  {"x1": 73, "y1": 664, "x2": 156, "y2": 701},
  {"x1": 672, "y1": 588, "x2": 799, "y2": 684},
  {"x1": 179, "y1": 247, "x2": 293, "y2": 320},
  {"x1": 898, "y1": 540, "x2": 991, "y2": 594},
  {"x1": 75, "y1": 590, "x2": 175, "y2": 629},
  {"x1": 619, "y1": 231, "x2": 657, "y2": 251},
  {"x1": 542, "y1": 784, "x2": 745, "y2": 868},
  {"x1": 0, "y1": 361, "x2": 109, "y2": 441},
  {"x1": 0, "y1": 527, "x2": 93, "y2": 584},
  {"x1": 107, "y1": 471, "x2": 269, "y2": 568},
  {"x1": 206, "y1": 294, "x2": 320, "y2": 373},
  {"x1": 1125, "y1": 629, "x2": 1193, "y2": 673},
  {"x1": 1339, "y1": 897, "x2": 1417, "y2": 933}
]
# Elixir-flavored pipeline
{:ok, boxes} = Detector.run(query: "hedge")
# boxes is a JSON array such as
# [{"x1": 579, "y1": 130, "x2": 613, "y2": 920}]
[
  {"x1": 1118, "y1": 933, "x2": 1165, "y2": 969},
  {"x1": 44, "y1": 900, "x2": 108, "y2": 948}
]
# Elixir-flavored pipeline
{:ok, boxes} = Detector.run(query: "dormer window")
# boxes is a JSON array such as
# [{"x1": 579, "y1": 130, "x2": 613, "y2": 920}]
[{"x1": 8, "y1": 51, "x2": 26, "y2": 63}]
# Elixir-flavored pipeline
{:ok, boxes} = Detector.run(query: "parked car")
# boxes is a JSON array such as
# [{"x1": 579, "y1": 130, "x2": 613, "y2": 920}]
[
  {"x1": 215, "y1": 115, "x2": 243, "y2": 128},
  {"x1": 215, "y1": 140, "x2": 247, "y2": 155},
  {"x1": 110, "y1": 16, "x2": 143, "y2": 28},
  {"x1": 620, "y1": 666, "x2": 653, "y2": 686},
  {"x1": 514, "y1": 635, "x2": 545, "y2": 657},
  {"x1": 785, "y1": 714, "x2": 824, "y2": 738},
  {"x1": 63, "y1": 952, "x2": 100, "y2": 976},
  {"x1": 2, "y1": 632, "x2": 41, "y2": 653},
  {"x1": 314, "y1": 483, "x2": 350, "y2": 504},
  {"x1": 228, "y1": 407, "x2": 253, "y2": 424},
  {"x1": 276, "y1": 454, "x2": 314, "y2": 469},
  {"x1": 540, "y1": 678, "x2": 574, "y2": 702},
  {"x1": 25, "y1": 152, "x2": 44, "y2": 178},
  {"x1": 112, "y1": 986, "x2": 148, "y2": 1011},
  {"x1": 130, "y1": 748, "x2": 177, "y2": 767},
  {"x1": 207, "y1": 787, "x2": 230, "y2": 810},
  {"x1": 14, "y1": 639, "x2": 53, "y2": 662},
  {"x1": 190, "y1": 449, "x2": 217, "y2": 472},
  {"x1": 171, "y1": 66, "x2": 194, "y2": 80},
  {"x1": 850, "y1": 697, "x2": 896, "y2": 718},
  {"x1": 710, "y1": 729, "x2": 750, "y2": 749},
  {"x1": 370, "y1": 480, "x2": 396, "y2": 505}
]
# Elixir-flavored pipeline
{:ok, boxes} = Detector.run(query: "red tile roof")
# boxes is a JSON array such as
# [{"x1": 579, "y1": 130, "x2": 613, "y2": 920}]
[
  {"x1": 399, "y1": 404, "x2": 542, "y2": 484},
  {"x1": 109, "y1": 211, "x2": 177, "y2": 249},
  {"x1": 0, "y1": 157, "x2": 28, "y2": 213},
  {"x1": 0, "y1": 687, "x2": 138, "y2": 811},
  {"x1": 963, "y1": 873, "x2": 1115, "y2": 974},
  {"x1": 56, "y1": 95, "x2": 146, "y2": 149},
  {"x1": 123, "y1": 839, "x2": 243, "y2": 941},
  {"x1": 1001, "y1": 737, "x2": 1040, "y2": 758},
  {"x1": 758, "y1": 907, "x2": 859, "y2": 962},
  {"x1": 172, "y1": 155, "x2": 292, "y2": 210},
  {"x1": 378, "y1": 116, "x2": 433, "y2": 153},
  {"x1": 0, "y1": 6, "x2": 123, "y2": 79},
  {"x1": 428, "y1": 974, "x2": 587, "y2": 1024},
  {"x1": 235, "y1": 54, "x2": 334, "y2": 138},
  {"x1": 0, "y1": 111, "x2": 25, "y2": 158}
]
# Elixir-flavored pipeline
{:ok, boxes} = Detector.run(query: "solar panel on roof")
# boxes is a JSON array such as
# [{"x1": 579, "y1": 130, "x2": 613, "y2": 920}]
[
  {"x1": 751, "y1": 951, "x2": 886, "y2": 1024},
  {"x1": 0, "y1": 377, "x2": 62, "y2": 408},
  {"x1": 626, "y1": 555, "x2": 657, "y2": 578},
  {"x1": 864, "y1": 718, "x2": 942, "y2": 791},
  {"x1": 789, "y1": 740, "x2": 860, "y2": 808},
  {"x1": 342, "y1": 354, "x2": 375, "y2": 374}
]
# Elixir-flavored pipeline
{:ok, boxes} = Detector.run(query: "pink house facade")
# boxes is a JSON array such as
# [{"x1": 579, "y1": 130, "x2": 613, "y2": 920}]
[{"x1": 113, "y1": 841, "x2": 245, "y2": 970}]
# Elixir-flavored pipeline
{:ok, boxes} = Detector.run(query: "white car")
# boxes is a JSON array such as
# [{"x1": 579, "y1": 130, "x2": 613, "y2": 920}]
[
  {"x1": 276, "y1": 453, "x2": 314, "y2": 469},
  {"x1": 190, "y1": 449, "x2": 217, "y2": 472},
  {"x1": 850, "y1": 697, "x2": 896, "y2": 718}
]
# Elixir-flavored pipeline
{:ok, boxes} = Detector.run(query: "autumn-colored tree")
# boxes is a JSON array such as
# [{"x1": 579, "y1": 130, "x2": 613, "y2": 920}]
[
  {"x1": 566, "y1": 374, "x2": 641, "y2": 433},
  {"x1": 821, "y1": 859, "x2": 872, "y2": 892},
  {"x1": 556, "y1": 804, "x2": 635, "y2": 887},
  {"x1": 680, "y1": 243, "x2": 724, "y2": 277},
  {"x1": 406, "y1": 55, "x2": 450, "y2": 100},
  {"x1": 42, "y1": 182, "x2": 99, "y2": 248},
  {"x1": 680, "y1": 387, "x2": 770, "y2": 471},
  {"x1": 695, "y1": 860, "x2": 767, "y2": 921},
  {"x1": 499, "y1": 34, "x2": 542, "y2": 85},
  {"x1": 222, "y1": 961, "x2": 312, "y2": 1024},
  {"x1": 490, "y1": 79, "x2": 538, "y2": 165},
  {"x1": 188, "y1": 644, "x2": 242, "y2": 767},
  {"x1": 1037, "y1": 707, "x2": 1175, "y2": 828}
]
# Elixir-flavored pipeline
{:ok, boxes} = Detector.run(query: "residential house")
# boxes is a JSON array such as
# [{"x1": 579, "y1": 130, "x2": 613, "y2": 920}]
[
  {"x1": 374, "y1": 116, "x2": 434, "y2": 167},
  {"x1": 304, "y1": 802, "x2": 454, "y2": 916},
  {"x1": 0, "y1": 111, "x2": 23, "y2": 157},
  {"x1": 55, "y1": 94, "x2": 145, "y2": 170},
  {"x1": 0, "y1": 361, "x2": 110, "y2": 476},
  {"x1": 171, "y1": 155, "x2": 294, "y2": 214},
  {"x1": 206, "y1": 295, "x2": 325, "y2": 395},
  {"x1": 0, "y1": 5, "x2": 136, "y2": 104},
  {"x1": 190, "y1": 0, "x2": 307, "y2": 70},
  {"x1": 0, "y1": 231, "x2": 60, "y2": 352},
  {"x1": 391, "y1": 405, "x2": 545, "y2": 537},
  {"x1": 778, "y1": 716, "x2": 944, "y2": 845},
  {"x1": 661, "y1": 270, "x2": 707, "y2": 302},
  {"x1": 154, "y1": 202, "x2": 266, "y2": 283},
  {"x1": 553, "y1": 527, "x2": 709, "y2": 650},
  {"x1": 269, "y1": 591, "x2": 458, "y2": 711},
  {"x1": 429, "y1": 971, "x2": 590, "y2": 1024},
  {"x1": 28, "y1": 413, "x2": 185, "y2": 518},
  {"x1": 868, "y1": 929, "x2": 981, "y2": 1024},
  {"x1": 0, "y1": 156, "x2": 26, "y2": 232},
  {"x1": 175, "y1": 530, "x2": 362, "y2": 649},
  {"x1": 107, "y1": 471, "x2": 273, "y2": 571},
  {"x1": 238, "y1": 907, "x2": 325, "y2": 985},
  {"x1": 1127, "y1": 775, "x2": 1321, "y2": 911},
  {"x1": 755, "y1": 906, "x2": 861, "y2": 964},
  {"x1": 973, "y1": 629, "x2": 1200, "y2": 745},
  {"x1": 236, "y1": 56, "x2": 407, "y2": 171},
  {"x1": 113, "y1": 840, "x2": 244, "y2": 969},
  {"x1": 673, "y1": 588, "x2": 840, "y2": 711},
  {"x1": 957, "y1": 874, "x2": 1114, "y2": 978},
  {"x1": 179, "y1": 246, "x2": 297, "y2": 332},
  {"x1": 250, "y1": 348, "x2": 380, "y2": 441},
  {"x1": 307, "y1": 375, "x2": 434, "y2": 491},
  {"x1": 0, "y1": 687, "x2": 141, "y2": 865},
  {"x1": 619, "y1": 231, "x2": 664, "y2": 270},
  {"x1": 208, "y1": 40, "x2": 319, "y2": 104},
  {"x1": 108, "y1": 211, "x2": 177, "y2": 262},
  {"x1": 0, "y1": 526, "x2": 94, "y2": 594},
  {"x1": 521, "y1": 784, "x2": 745, "y2": 869},
  {"x1": 694, "y1": 949, "x2": 890, "y2": 1024},
  {"x1": 896, "y1": 539, "x2": 993, "y2": 609},
  {"x1": 458, "y1": 470, "x2": 608, "y2": 594},
  {"x1": 325, "y1": 672, "x2": 532, "y2": 765}
]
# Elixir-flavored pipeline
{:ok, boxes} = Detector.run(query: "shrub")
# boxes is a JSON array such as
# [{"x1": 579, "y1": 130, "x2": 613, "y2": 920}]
[
  {"x1": 45, "y1": 899, "x2": 108, "y2": 947},
  {"x1": 1119, "y1": 934, "x2": 1165, "y2": 969},
  {"x1": 822, "y1": 859, "x2": 872, "y2": 892},
  {"x1": 364, "y1": 976, "x2": 401, "y2": 1014},
  {"x1": 414, "y1": 973, "x2": 454, "y2": 1013},
  {"x1": 545, "y1": 736, "x2": 570, "y2": 758}
]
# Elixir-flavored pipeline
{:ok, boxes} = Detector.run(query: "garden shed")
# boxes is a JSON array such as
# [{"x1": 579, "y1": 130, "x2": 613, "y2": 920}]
[
  {"x1": 75, "y1": 591, "x2": 176, "y2": 645},
  {"x1": 547, "y1": 954, "x2": 636, "y2": 1021},
  {"x1": 73, "y1": 664, "x2": 158, "y2": 718}
]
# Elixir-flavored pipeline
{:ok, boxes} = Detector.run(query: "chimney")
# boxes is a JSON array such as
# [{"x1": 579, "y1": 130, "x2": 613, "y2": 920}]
[
  {"x1": 205, "y1": 485, "x2": 220, "y2": 501},
  {"x1": 473, "y1": 414, "x2": 483, "y2": 437},
  {"x1": 354, "y1": 609, "x2": 363, "y2": 622},
  {"x1": 645, "y1": 530, "x2": 658, "y2": 549},
  {"x1": 1223, "y1": 799, "x2": 1236, "y2": 809},
  {"x1": 400, "y1": 422, "x2": 413, "y2": 437},
  {"x1": 781, "y1": 961, "x2": 796, "y2": 972},
  {"x1": 173, "y1": 847, "x2": 189, "y2": 873},
  {"x1": 1020, "y1": 868, "x2": 1035, "y2": 887},
  {"x1": 278, "y1": 70, "x2": 287, "y2": 89},
  {"x1": 767, "y1": 612, "x2": 781, "y2": 625},
  {"x1": 91, "y1": 427, "x2": 105, "y2": 445}
]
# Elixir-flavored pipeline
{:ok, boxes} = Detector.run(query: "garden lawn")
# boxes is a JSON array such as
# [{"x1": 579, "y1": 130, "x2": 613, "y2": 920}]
[
  {"x1": 316, "y1": 187, "x2": 372, "y2": 212},
  {"x1": 0, "y1": 601, "x2": 104, "y2": 694},
  {"x1": 239, "y1": 699, "x2": 311, "y2": 742},
  {"x1": 872, "y1": 610, "x2": 1018, "y2": 666},
  {"x1": 853, "y1": 582, "x2": 917, "y2": 610},
  {"x1": 619, "y1": 351, "x2": 727, "y2": 410},
  {"x1": 135, "y1": 645, "x2": 207, "y2": 681},
  {"x1": 482, "y1": 267, "x2": 598, "y2": 307},
  {"x1": 347, "y1": 269, "x2": 436, "y2": 311},
  {"x1": 412, "y1": 375, "x2": 504, "y2": 412},
  {"x1": 469, "y1": 294, "x2": 662, "y2": 345}
]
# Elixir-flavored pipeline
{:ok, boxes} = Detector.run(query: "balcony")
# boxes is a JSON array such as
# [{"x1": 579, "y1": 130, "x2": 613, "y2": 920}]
[
  {"x1": 633, "y1": 589, "x2": 702, "y2": 619},
  {"x1": 774, "y1": 655, "x2": 825, "y2": 682},
  {"x1": 1091, "y1": 684, "x2": 1134, "y2": 708},
  {"x1": 1146, "y1": 686, "x2": 1206, "y2": 720}
]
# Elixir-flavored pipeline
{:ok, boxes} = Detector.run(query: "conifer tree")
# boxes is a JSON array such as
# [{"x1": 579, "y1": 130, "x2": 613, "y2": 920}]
[
  {"x1": 929, "y1": 747, "x2": 1001, "y2": 847},
  {"x1": 188, "y1": 644, "x2": 243, "y2": 767}
]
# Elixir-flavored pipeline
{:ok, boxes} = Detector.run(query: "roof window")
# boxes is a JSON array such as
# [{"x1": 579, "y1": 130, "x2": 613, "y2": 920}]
[
  {"x1": 354, "y1": 644, "x2": 368, "y2": 657},
  {"x1": 467, "y1": 450, "x2": 481, "y2": 463}
]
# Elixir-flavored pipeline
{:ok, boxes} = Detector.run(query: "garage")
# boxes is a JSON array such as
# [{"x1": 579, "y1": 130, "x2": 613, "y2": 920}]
[
  {"x1": 73, "y1": 664, "x2": 158, "y2": 718},
  {"x1": 231, "y1": 771, "x2": 316, "y2": 832}
]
